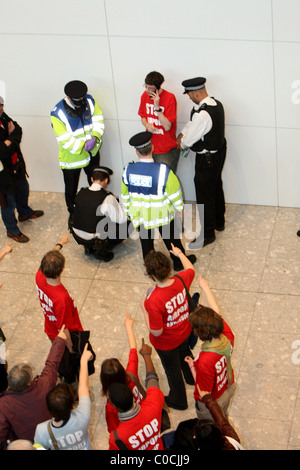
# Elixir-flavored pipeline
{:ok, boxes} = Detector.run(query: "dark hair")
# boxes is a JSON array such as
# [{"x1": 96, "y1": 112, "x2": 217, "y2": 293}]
[
  {"x1": 108, "y1": 382, "x2": 134, "y2": 412},
  {"x1": 92, "y1": 170, "x2": 110, "y2": 184},
  {"x1": 7, "y1": 364, "x2": 33, "y2": 392},
  {"x1": 144, "y1": 250, "x2": 172, "y2": 282},
  {"x1": 189, "y1": 306, "x2": 224, "y2": 342},
  {"x1": 40, "y1": 250, "x2": 65, "y2": 279},
  {"x1": 46, "y1": 383, "x2": 75, "y2": 422},
  {"x1": 193, "y1": 420, "x2": 224, "y2": 450},
  {"x1": 136, "y1": 142, "x2": 153, "y2": 157},
  {"x1": 145, "y1": 71, "x2": 164, "y2": 90},
  {"x1": 100, "y1": 358, "x2": 129, "y2": 396}
]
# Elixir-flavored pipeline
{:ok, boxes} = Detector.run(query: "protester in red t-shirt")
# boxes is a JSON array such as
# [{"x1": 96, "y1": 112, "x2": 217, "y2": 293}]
[
  {"x1": 35, "y1": 232, "x2": 83, "y2": 353},
  {"x1": 100, "y1": 312, "x2": 145, "y2": 433},
  {"x1": 186, "y1": 274, "x2": 236, "y2": 421},
  {"x1": 142, "y1": 244, "x2": 195, "y2": 410},
  {"x1": 108, "y1": 339, "x2": 165, "y2": 451},
  {"x1": 138, "y1": 71, "x2": 180, "y2": 173}
]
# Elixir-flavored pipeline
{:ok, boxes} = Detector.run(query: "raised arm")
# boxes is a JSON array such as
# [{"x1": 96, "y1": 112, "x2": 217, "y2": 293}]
[
  {"x1": 169, "y1": 243, "x2": 195, "y2": 272},
  {"x1": 198, "y1": 274, "x2": 220, "y2": 314},
  {"x1": 124, "y1": 311, "x2": 137, "y2": 350},
  {"x1": 0, "y1": 243, "x2": 12, "y2": 261},
  {"x1": 54, "y1": 231, "x2": 70, "y2": 251},
  {"x1": 78, "y1": 343, "x2": 93, "y2": 399}
]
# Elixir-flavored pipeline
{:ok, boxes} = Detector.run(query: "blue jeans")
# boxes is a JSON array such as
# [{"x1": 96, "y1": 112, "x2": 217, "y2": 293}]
[{"x1": 1, "y1": 172, "x2": 33, "y2": 235}]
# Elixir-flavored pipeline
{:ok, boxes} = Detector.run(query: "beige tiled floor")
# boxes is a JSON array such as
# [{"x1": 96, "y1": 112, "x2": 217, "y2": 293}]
[{"x1": 0, "y1": 191, "x2": 300, "y2": 450}]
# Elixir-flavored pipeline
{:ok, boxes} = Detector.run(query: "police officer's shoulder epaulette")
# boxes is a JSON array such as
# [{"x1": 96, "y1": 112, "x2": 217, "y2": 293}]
[{"x1": 192, "y1": 102, "x2": 208, "y2": 116}]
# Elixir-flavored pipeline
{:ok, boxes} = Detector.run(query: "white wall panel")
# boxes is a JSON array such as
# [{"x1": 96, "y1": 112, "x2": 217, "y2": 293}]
[
  {"x1": 109, "y1": 36, "x2": 275, "y2": 128},
  {"x1": 18, "y1": 116, "x2": 65, "y2": 193},
  {"x1": 223, "y1": 126, "x2": 278, "y2": 206},
  {"x1": 106, "y1": 0, "x2": 272, "y2": 41},
  {"x1": 277, "y1": 128, "x2": 300, "y2": 207},
  {"x1": 0, "y1": 34, "x2": 115, "y2": 119},
  {"x1": 1, "y1": 0, "x2": 107, "y2": 35},
  {"x1": 1, "y1": 0, "x2": 300, "y2": 207},
  {"x1": 273, "y1": 42, "x2": 300, "y2": 129},
  {"x1": 273, "y1": 0, "x2": 300, "y2": 42}
]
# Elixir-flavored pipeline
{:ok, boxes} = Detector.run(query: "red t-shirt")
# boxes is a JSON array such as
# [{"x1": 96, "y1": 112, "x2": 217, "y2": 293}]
[
  {"x1": 35, "y1": 269, "x2": 83, "y2": 340},
  {"x1": 105, "y1": 349, "x2": 145, "y2": 433},
  {"x1": 194, "y1": 320, "x2": 235, "y2": 401},
  {"x1": 138, "y1": 89, "x2": 177, "y2": 154},
  {"x1": 143, "y1": 269, "x2": 195, "y2": 350},
  {"x1": 109, "y1": 387, "x2": 164, "y2": 450}
]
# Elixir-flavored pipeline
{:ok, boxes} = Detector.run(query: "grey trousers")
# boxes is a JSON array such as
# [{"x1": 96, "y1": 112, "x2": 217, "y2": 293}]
[{"x1": 195, "y1": 382, "x2": 237, "y2": 421}]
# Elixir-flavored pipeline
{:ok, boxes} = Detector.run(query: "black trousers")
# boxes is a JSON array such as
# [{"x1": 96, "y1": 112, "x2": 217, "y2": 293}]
[
  {"x1": 138, "y1": 219, "x2": 185, "y2": 267},
  {"x1": 155, "y1": 337, "x2": 194, "y2": 410},
  {"x1": 194, "y1": 141, "x2": 227, "y2": 238},
  {"x1": 62, "y1": 152, "x2": 100, "y2": 213},
  {"x1": 71, "y1": 220, "x2": 131, "y2": 253}
]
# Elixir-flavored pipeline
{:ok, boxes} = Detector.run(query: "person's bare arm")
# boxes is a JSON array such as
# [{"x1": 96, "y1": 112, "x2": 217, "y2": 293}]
[{"x1": 78, "y1": 343, "x2": 93, "y2": 399}]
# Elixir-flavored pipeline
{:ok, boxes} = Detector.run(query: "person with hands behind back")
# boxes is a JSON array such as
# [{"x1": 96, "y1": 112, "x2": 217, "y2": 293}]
[{"x1": 186, "y1": 273, "x2": 236, "y2": 421}]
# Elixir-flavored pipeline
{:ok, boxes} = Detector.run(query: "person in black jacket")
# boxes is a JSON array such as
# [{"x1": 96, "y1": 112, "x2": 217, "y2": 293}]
[{"x1": 0, "y1": 96, "x2": 43, "y2": 243}]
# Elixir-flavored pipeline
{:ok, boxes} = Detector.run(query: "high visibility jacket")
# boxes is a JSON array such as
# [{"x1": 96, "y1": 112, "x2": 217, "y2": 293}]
[
  {"x1": 50, "y1": 94, "x2": 105, "y2": 170},
  {"x1": 121, "y1": 160, "x2": 183, "y2": 229}
]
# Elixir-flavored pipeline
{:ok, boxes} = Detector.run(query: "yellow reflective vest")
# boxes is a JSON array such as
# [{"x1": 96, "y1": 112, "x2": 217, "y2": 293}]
[
  {"x1": 121, "y1": 160, "x2": 184, "y2": 229},
  {"x1": 51, "y1": 94, "x2": 105, "y2": 170}
]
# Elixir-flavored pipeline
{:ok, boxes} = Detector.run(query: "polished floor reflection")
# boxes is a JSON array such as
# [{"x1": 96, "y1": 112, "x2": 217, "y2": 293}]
[{"x1": 0, "y1": 191, "x2": 299, "y2": 450}]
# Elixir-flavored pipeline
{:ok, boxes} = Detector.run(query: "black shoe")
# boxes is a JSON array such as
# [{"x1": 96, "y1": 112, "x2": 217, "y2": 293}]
[
  {"x1": 173, "y1": 254, "x2": 197, "y2": 272},
  {"x1": 215, "y1": 224, "x2": 225, "y2": 232},
  {"x1": 94, "y1": 251, "x2": 114, "y2": 262},
  {"x1": 7, "y1": 231, "x2": 29, "y2": 243},
  {"x1": 84, "y1": 246, "x2": 94, "y2": 255},
  {"x1": 173, "y1": 260, "x2": 183, "y2": 272},
  {"x1": 203, "y1": 235, "x2": 216, "y2": 247},
  {"x1": 68, "y1": 213, "x2": 74, "y2": 230},
  {"x1": 164, "y1": 396, "x2": 188, "y2": 411},
  {"x1": 187, "y1": 254, "x2": 197, "y2": 264},
  {"x1": 18, "y1": 210, "x2": 44, "y2": 222},
  {"x1": 188, "y1": 235, "x2": 215, "y2": 249}
]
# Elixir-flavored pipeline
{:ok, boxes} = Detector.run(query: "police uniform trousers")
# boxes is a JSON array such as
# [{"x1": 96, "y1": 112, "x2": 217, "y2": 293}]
[
  {"x1": 62, "y1": 152, "x2": 100, "y2": 214},
  {"x1": 138, "y1": 219, "x2": 185, "y2": 267},
  {"x1": 194, "y1": 140, "x2": 227, "y2": 239}
]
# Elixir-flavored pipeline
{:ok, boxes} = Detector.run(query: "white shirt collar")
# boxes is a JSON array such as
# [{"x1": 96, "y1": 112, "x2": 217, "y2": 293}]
[
  {"x1": 194, "y1": 96, "x2": 216, "y2": 110},
  {"x1": 89, "y1": 182, "x2": 103, "y2": 191},
  {"x1": 139, "y1": 157, "x2": 154, "y2": 163}
]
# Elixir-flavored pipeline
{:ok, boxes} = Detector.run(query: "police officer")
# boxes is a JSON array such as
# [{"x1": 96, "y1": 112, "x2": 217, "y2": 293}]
[
  {"x1": 121, "y1": 131, "x2": 196, "y2": 271},
  {"x1": 51, "y1": 80, "x2": 105, "y2": 215},
  {"x1": 71, "y1": 166, "x2": 130, "y2": 262},
  {"x1": 176, "y1": 77, "x2": 227, "y2": 248}
]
